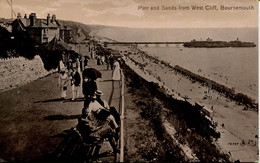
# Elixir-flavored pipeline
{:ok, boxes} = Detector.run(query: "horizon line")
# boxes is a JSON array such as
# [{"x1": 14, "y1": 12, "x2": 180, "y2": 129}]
[
  {"x1": 1, "y1": 17, "x2": 257, "y2": 29},
  {"x1": 86, "y1": 23, "x2": 258, "y2": 29}
]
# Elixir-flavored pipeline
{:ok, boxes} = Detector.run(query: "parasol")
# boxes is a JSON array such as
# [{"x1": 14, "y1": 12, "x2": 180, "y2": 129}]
[
  {"x1": 83, "y1": 68, "x2": 102, "y2": 80},
  {"x1": 83, "y1": 55, "x2": 91, "y2": 59}
]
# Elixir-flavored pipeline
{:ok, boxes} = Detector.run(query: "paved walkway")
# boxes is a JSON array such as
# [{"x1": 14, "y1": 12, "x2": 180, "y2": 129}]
[
  {"x1": 88, "y1": 60, "x2": 122, "y2": 162},
  {"x1": 0, "y1": 59, "x2": 121, "y2": 161}
]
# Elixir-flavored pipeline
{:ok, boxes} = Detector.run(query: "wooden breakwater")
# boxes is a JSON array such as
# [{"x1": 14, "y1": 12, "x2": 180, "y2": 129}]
[
  {"x1": 173, "y1": 65, "x2": 257, "y2": 109},
  {"x1": 130, "y1": 49, "x2": 257, "y2": 109}
]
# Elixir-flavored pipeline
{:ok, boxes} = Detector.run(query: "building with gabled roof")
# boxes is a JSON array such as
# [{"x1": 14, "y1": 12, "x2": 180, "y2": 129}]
[
  {"x1": 12, "y1": 13, "x2": 61, "y2": 43},
  {"x1": 60, "y1": 26, "x2": 72, "y2": 43}
]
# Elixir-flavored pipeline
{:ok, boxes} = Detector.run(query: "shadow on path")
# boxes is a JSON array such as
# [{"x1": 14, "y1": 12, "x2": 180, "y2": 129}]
[
  {"x1": 99, "y1": 79, "x2": 114, "y2": 82},
  {"x1": 34, "y1": 97, "x2": 85, "y2": 103},
  {"x1": 108, "y1": 81, "x2": 114, "y2": 106},
  {"x1": 100, "y1": 69, "x2": 113, "y2": 72},
  {"x1": 44, "y1": 114, "x2": 80, "y2": 120},
  {"x1": 63, "y1": 98, "x2": 85, "y2": 103},
  {"x1": 50, "y1": 129, "x2": 73, "y2": 138}
]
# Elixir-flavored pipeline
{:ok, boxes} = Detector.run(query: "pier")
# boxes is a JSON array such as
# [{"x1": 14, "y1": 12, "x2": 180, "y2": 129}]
[{"x1": 104, "y1": 41, "x2": 185, "y2": 47}]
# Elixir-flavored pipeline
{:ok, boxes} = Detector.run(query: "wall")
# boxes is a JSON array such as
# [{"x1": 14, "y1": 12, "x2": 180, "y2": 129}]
[
  {"x1": 0, "y1": 55, "x2": 56, "y2": 92},
  {"x1": 27, "y1": 28, "x2": 41, "y2": 43},
  {"x1": 46, "y1": 28, "x2": 60, "y2": 42}
]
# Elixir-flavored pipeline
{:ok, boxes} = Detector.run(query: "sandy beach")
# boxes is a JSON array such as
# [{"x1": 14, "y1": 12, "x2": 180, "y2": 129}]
[{"x1": 108, "y1": 44, "x2": 258, "y2": 162}]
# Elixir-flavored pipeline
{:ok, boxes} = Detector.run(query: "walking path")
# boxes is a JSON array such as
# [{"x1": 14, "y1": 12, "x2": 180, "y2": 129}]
[
  {"x1": 0, "y1": 59, "x2": 121, "y2": 161},
  {"x1": 89, "y1": 60, "x2": 122, "y2": 162}
]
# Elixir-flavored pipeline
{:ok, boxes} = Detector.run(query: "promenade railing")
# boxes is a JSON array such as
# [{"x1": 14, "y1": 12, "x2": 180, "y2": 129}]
[{"x1": 119, "y1": 69, "x2": 125, "y2": 162}]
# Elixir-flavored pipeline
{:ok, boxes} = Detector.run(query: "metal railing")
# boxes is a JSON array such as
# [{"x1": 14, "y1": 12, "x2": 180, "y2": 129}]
[{"x1": 119, "y1": 70, "x2": 125, "y2": 162}]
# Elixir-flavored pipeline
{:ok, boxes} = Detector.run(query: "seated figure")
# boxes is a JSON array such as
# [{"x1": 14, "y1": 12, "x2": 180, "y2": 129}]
[{"x1": 77, "y1": 93, "x2": 119, "y2": 160}]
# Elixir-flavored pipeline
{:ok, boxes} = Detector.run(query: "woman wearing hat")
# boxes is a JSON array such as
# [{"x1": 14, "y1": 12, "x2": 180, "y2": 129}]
[
  {"x1": 70, "y1": 67, "x2": 81, "y2": 100},
  {"x1": 58, "y1": 68, "x2": 69, "y2": 99},
  {"x1": 95, "y1": 90, "x2": 120, "y2": 126},
  {"x1": 112, "y1": 60, "x2": 121, "y2": 81},
  {"x1": 82, "y1": 78, "x2": 97, "y2": 108}
]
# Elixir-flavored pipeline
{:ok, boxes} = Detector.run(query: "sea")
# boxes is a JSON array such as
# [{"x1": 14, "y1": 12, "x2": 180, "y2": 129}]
[{"x1": 94, "y1": 27, "x2": 258, "y2": 100}]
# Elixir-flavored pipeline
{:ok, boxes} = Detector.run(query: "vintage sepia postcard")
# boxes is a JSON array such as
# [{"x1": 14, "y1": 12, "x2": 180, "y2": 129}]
[{"x1": 0, "y1": 0, "x2": 258, "y2": 162}]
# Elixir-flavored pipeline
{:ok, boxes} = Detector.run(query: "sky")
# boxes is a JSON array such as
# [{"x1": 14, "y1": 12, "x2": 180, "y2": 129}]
[{"x1": 0, "y1": 0, "x2": 258, "y2": 28}]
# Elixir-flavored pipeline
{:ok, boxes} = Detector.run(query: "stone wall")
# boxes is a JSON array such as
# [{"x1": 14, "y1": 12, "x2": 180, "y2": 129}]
[{"x1": 0, "y1": 55, "x2": 56, "y2": 92}]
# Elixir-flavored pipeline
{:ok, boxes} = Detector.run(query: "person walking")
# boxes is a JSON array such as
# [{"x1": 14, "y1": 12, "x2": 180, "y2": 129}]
[
  {"x1": 84, "y1": 56, "x2": 88, "y2": 67},
  {"x1": 105, "y1": 54, "x2": 110, "y2": 70},
  {"x1": 97, "y1": 55, "x2": 101, "y2": 65},
  {"x1": 58, "y1": 68, "x2": 69, "y2": 99},
  {"x1": 79, "y1": 56, "x2": 83, "y2": 72},
  {"x1": 109, "y1": 54, "x2": 114, "y2": 70},
  {"x1": 67, "y1": 59, "x2": 73, "y2": 73},
  {"x1": 70, "y1": 68, "x2": 81, "y2": 100},
  {"x1": 82, "y1": 65, "x2": 88, "y2": 98},
  {"x1": 91, "y1": 51, "x2": 94, "y2": 59},
  {"x1": 101, "y1": 55, "x2": 105, "y2": 65},
  {"x1": 76, "y1": 58, "x2": 81, "y2": 73},
  {"x1": 59, "y1": 59, "x2": 65, "y2": 72},
  {"x1": 112, "y1": 60, "x2": 121, "y2": 81}
]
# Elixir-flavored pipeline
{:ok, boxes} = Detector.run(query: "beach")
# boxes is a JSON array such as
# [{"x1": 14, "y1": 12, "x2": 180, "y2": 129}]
[
  {"x1": 93, "y1": 27, "x2": 258, "y2": 101},
  {"x1": 107, "y1": 44, "x2": 258, "y2": 162}
]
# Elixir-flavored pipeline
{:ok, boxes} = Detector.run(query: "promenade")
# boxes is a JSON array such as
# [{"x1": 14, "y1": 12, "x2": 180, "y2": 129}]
[
  {"x1": 0, "y1": 59, "x2": 122, "y2": 161},
  {"x1": 0, "y1": 51, "x2": 258, "y2": 162}
]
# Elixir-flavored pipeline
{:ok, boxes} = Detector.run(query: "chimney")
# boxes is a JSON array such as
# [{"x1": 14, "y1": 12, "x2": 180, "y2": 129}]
[
  {"x1": 29, "y1": 13, "x2": 36, "y2": 26},
  {"x1": 17, "y1": 13, "x2": 21, "y2": 19},
  {"x1": 51, "y1": 14, "x2": 56, "y2": 22},
  {"x1": 24, "y1": 14, "x2": 27, "y2": 19},
  {"x1": 47, "y1": 13, "x2": 50, "y2": 25}
]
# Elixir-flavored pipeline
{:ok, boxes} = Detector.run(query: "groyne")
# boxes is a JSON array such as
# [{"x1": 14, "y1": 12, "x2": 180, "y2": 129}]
[
  {"x1": 173, "y1": 65, "x2": 257, "y2": 108},
  {"x1": 129, "y1": 48, "x2": 257, "y2": 109}
]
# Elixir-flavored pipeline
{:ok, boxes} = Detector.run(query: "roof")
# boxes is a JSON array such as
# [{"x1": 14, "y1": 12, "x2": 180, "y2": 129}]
[
  {"x1": 60, "y1": 26, "x2": 72, "y2": 31},
  {"x1": 46, "y1": 37, "x2": 72, "y2": 51},
  {"x1": 12, "y1": 19, "x2": 26, "y2": 31},
  {"x1": 17, "y1": 18, "x2": 60, "y2": 29}
]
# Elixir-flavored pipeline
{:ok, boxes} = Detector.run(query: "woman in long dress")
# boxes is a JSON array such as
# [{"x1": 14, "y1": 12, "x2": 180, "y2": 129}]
[
  {"x1": 58, "y1": 69, "x2": 69, "y2": 99},
  {"x1": 112, "y1": 60, "x2": 121, "y2": 81}
]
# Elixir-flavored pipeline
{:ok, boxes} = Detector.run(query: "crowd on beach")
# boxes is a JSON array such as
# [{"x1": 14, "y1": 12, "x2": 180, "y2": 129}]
[
  {"x1": 121, "y1": 46, "x2": 257, "y2": 108},
  {"x1": 57, "y1": 48, "x2": 122, "y2": 160}
]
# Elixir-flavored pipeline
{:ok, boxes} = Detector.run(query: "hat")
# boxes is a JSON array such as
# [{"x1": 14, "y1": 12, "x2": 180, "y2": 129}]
[
  {"x1": 95, "y1": 90, "x2": 103, "y2": 96},
  {"x1": 60, "y1": 68, "x2": 66, "y2": 72}
]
